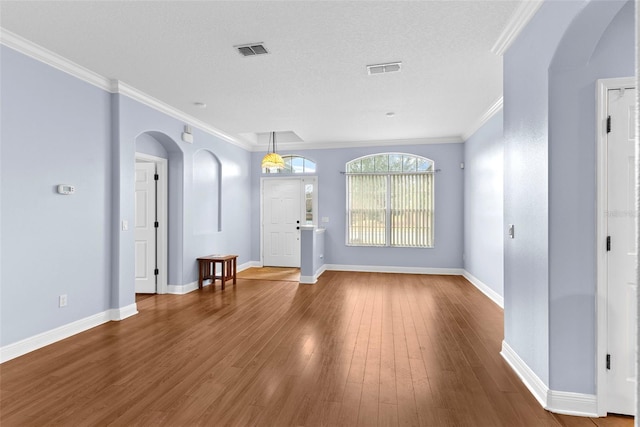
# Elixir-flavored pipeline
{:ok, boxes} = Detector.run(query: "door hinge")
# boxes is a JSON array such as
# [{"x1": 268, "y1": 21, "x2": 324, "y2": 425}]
[
  {"x1": 606, "y1": 354, "x2": 611, "y2": 370},
  {"x1": 154, "y1": 268, "x2": 159, "y2": 276},
  {"x1": 154, "y1": 173, "x2": 159, "y2": 181},
  {"x1": 154, "y1": 221, "x2": 159, "y2": 228},
  {"x1": 606, "y1": 116, "x2": 611, "y2": 133},
  {"x1": 606, "y1": 236, "x2": 611, "y2": 251}
]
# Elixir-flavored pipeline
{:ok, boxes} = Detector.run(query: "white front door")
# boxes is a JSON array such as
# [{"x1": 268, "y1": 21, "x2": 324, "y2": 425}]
[
  {"x1": 134, "y1": 162, "x2": 157, "y2": 293},
  {"x1": 263, "y1": 179, "x2": 302, "y2": 267},
  {"x1": 606, "y1": 86, "x2": 636, "y2": 415}
]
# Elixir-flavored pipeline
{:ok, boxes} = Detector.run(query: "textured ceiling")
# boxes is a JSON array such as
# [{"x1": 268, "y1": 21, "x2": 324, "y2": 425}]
[{"x1": 0, "y1": 1, "x2": 522, "y2": 148}]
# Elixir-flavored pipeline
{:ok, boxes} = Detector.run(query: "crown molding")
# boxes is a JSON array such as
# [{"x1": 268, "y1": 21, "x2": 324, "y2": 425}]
[
  {"x1": 2, "y1": 26, "x2": 483, "y2": 152},
  {"x1": 0, "y1": 28, "x2": 111, "y2": 90},
  {"x1": 491, "y1": 1, "x2": 544, "y2": 56},
  {"x1": 253, "y1": 135, "x2": 464, "y2": 152},
  {"x1": 112, "y1": 81, "x2": 252, "y2": 150},
  {"x1": 1, "y1": 27, "x2": 252, "y2": 151},
  {"x1": 462, "y1": 97, "x2": 503, "y2": 141}
]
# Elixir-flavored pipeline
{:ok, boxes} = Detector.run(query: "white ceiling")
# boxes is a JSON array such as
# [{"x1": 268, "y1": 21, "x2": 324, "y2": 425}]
[{"x1": 0, "y1": 1, "x2": 526, "y2": 150}]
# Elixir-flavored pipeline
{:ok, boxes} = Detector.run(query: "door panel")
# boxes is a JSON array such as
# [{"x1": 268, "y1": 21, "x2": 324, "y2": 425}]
[
  {"x1": 606, "y1": 87, "x2": 636, "y2": 415},
  {"x1": 263, "y1": 179, "x2": 301, "y2": 267},
  {"x1": 135, "y1": 162, "x2": 156, "y2": 293}
]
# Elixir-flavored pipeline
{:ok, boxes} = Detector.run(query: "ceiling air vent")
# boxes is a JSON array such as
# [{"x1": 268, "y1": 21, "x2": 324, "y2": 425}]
[
  {"x1": 236, "y1": 43, "x2": 269, "y2": 57},
  {"x1": 367, "y1": 62, "x2": 402, "y2": 75}
]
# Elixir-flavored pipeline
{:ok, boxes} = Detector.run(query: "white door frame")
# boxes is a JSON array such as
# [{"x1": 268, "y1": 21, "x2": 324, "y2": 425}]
[
  {"x1": 135, "y1": 153, "x2": 168, "y2": 294},
  {"x1": 595, "y1": 76, "x2": 636, "y2": 416},
  {"x1": 260, "y1": 176, "x2": 317, "y2": 267}
]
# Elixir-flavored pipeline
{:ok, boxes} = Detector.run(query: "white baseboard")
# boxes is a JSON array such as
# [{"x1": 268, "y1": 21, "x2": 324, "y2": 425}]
[
  {"x1": 501, "y1": 340, "x2": 549, "y2": 408},
  {"x1": 325, "y1": 264, "x2": 463, "y2": 275},
  {"x1": 167, "y1": 261, "x2": 259, "y2": 295},
  {"x1": 110, "y1": 303, "x2": 138, "y2": 321},
  {"x1": 167, "y1": 281, "x2": 200, "y2": 295},
  {"x1": 1, "y1": 304, "x2": 139, "y2": 364},
  {"x1": 462, "y1": 270, "x2": 504, "y2": 308},
  {"x1": 547, "y1": 390, "x2": 597, "y2": 417},
  {"x1": 501, "y1": 341, "x2": 598, "y2": 417},
  {"x1": 300, "y1": 264, "x2": 328, "y2": 284},
  {"x1": 239, "y1": 261, "x2": 262, "y2": 270}
]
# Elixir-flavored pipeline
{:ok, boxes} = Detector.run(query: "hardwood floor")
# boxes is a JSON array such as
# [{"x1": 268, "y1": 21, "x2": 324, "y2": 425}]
[
  {"x1": 0, "y1": 272, "x2": 634, "y2": 426},
  {"x1": 237, "y1": 267, "x2": 301, "y2": 282}
]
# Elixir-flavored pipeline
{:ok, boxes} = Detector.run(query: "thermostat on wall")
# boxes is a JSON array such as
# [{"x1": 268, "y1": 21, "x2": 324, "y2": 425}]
[{"x1": 57, "y1": 184, "x2": 75, "y2": 195}]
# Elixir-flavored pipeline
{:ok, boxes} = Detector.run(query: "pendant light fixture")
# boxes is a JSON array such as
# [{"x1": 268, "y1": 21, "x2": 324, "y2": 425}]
[{"x1": 261, "y1": 131, "x2": 285, "y2": 170}]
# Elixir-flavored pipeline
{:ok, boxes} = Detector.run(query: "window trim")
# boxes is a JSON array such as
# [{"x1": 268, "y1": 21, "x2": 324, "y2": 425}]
[
  {"x1": 262, "y1": 154, "x2": 317, "y2": 175},
  {"x1": 345, "y1": 153, "x2": 435, "y2": 248}
]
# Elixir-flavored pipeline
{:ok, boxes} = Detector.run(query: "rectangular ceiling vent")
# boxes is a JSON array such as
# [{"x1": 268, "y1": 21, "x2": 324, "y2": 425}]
[
  {"x1": 367, "y1": 62, "x2": 402, "y2": 75},
  {"x1": 236, "y1": 43, "x2": 269, "y2": 57}
]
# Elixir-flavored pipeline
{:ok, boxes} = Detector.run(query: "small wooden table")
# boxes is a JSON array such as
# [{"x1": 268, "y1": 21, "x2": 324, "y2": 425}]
[{"x1": 197, "y1": 254, "x2": 238, "y2": 290}]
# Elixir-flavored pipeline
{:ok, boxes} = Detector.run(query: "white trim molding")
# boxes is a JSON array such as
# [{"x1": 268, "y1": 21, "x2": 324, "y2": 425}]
[
  {"x1": 0, "y1": 304, "x2": 138, "y2": 364},
  {"x1": 0, "y1": 28, "x2": 111, "y2": 91},
  {"x1": 167, "y1": 281, "x2": 201, "y2": 295},
  {"x1": 501, "y1": 341, "x2": 598, "y2": 417},
  {"x1": 325, "y1": 264, "x2": 463, "y2": 276},
  {"x1": 491, "y1": 1, "x2": 544, "y2": 56},
  {"x1": 0, "y1": 29, "x2": 251, "y2": 151},
  {"x1": 135, "y1": 153, "x2": 169, "y2": 294},
  {"x1": 501, "y1": 340, "x2": 548, "y2": 408},
  {"x1": 462, "y1": 97, "x2": 503, "y2": 141},
  {"x1": 547, "y1": 391, "x2": 597, "y2": 417},
  {"x1": 166, "y1": 261, "x2": 258, "y2": 294},
  {"x1": 300, "y1": 264, "x2": 327, "y2": 284},
  {"x1": 114, "y1": 81, "x2": 250, "y2": 150},
  {"x1": 240, "y1": 261, "x2": 263, "y2": 270},
  {"x1": 110, "y1": 303, "x2": 138, "y2": 321},
  {"x1": 462, "y1": 270, "x2": 504, "y2": 308},
  {"x1": 595, "y1": 76, "x2": 636, "y2": 417},
  {"x1": 271, "y1": 135, "x2": 464, "y2": 152}
]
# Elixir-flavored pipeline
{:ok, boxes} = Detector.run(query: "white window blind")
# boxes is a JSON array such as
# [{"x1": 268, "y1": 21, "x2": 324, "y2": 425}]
[
  {"x1": 346, "y1": 153, "x2": 434, "y2": 248},
  {"x1": 390, "y1": 173, "x2": 433, "y2": 247},
  {"x1": 347, "y1": 174, "x2": 387, "y2": 246}
]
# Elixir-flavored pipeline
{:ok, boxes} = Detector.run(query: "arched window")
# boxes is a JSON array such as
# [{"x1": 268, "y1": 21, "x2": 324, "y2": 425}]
[
  {"x1": 346, "y1": 153, "x2": 434, "y2": 248},
  {"x1": 262, "y1": 155, "x2": 316, "y2": 174}
]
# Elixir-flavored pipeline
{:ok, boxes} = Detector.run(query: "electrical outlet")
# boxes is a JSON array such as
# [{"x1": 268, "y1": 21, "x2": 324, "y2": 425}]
[{"x1": 59, "y1": 294, "x2": 67, "y2": 307}]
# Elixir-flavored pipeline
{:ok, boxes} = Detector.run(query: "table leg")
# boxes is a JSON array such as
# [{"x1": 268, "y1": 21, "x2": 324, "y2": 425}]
[
  {"x1": 221, "y1": 260, "x2": 226, "y2": 290},
  {"x1": 232, "y1": 257, "x2": 237, "y2": 284},
  {"x1": 198, "y1": 260, "x2": 203, "y2": 289}
]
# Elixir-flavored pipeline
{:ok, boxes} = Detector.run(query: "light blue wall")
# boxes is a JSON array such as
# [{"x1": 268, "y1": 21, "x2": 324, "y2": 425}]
[
  {"x1": 548, "y1": 0, "x2": 633, "y2": 393},
  {"x1": 300, "y1": 228, "x2": 326, "y2": 279},
  {"x1": 113, "y1": 95, "x2": 253, "y2": 307},
  {"x1": 1, "y1": 45, "x2": 253, "y2": 347},
  {"x1": 463, "y1": 110, "x2": 503, "y2": 297},
  {"x1": 503, "y1": 0, "x2": 585, "y2": 387},
  {"x1": 1, "y1": 46, "x2": 113, "y2": 345},
  {"x1": 251, "y1": 143, "x2": 464, "y2": 269},
  {"x1": 504, "y1": 0, "x2": 632, "y2": 394},
  {"x1": 136, "y1": 133, "x2": 168, "y2": 158}
]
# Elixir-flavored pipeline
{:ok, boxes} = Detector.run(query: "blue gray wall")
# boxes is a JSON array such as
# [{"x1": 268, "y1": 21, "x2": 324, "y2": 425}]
[
  {"x1": 503, "y1": 0, "x2": 632, "y2": 394},
  {"x1": 463, "y1": 110, "x2": 504, "y2": 297},
  {"x1": 1, "y1": 46, "x2": 113, "y2": 345},
  {"x1": 547, "y1": 0, "x2": 634, "y2": 393},
  {"x1": 1, "y1": 45, "x2": 253, "y2": 346},
  {"x1": 251, "y1": 143, "x2": 464, "y2": 269}
]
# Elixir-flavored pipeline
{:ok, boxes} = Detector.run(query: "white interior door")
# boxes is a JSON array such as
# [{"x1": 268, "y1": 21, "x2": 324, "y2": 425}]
[
  {"x1": 606, "y1": 87, "x2": 636, "y2": 415},
  {"x1": 135, "y1": 162, "x2": 156, "y2": 293},
  {"x1": 263, "y1": 179, "x2": 302, "y2": 267}
]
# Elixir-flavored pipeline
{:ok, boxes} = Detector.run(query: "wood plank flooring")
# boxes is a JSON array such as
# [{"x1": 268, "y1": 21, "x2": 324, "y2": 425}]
[
  {"x1": 237, "y1": 267, "x2": 301, "y2": 282},
  {"x1": 0, "y1": 272, "x2": 634, "y2": 426}
]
